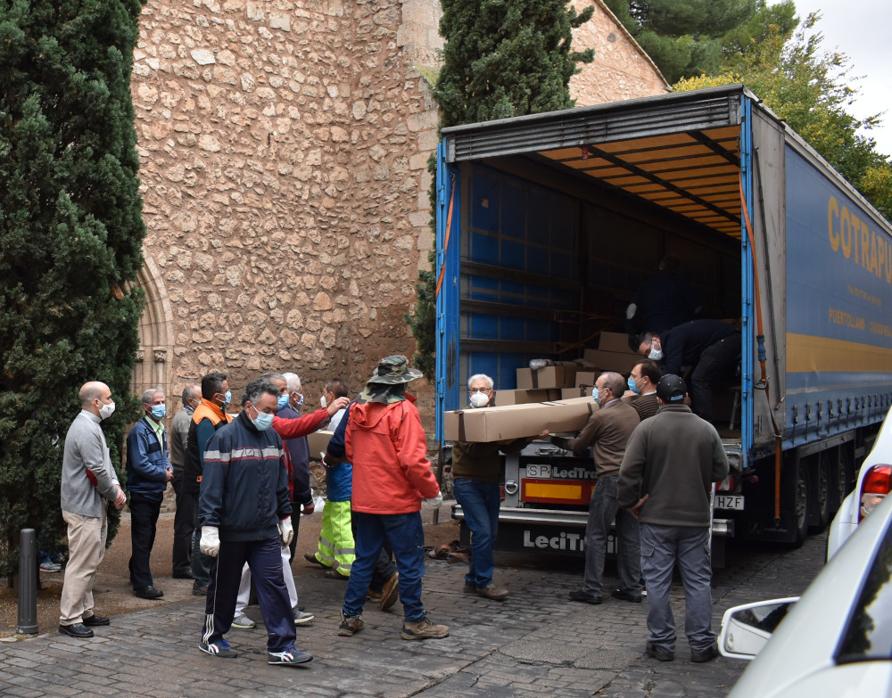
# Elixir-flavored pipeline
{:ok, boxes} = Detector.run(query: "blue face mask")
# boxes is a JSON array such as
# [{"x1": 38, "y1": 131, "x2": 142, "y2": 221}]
[
  {"x1": 627, "y1": 377, "x2": 640, "y2": 395},
  {"x1": 150, "y1": 404, "x2": 166, "y2": 420},
  {"x1": 252, "y1": 410, "x2": 274, "y2": 431},
  {"x1": 591, "y1": 387, "x2": 600, "y2": 405},
  {"x1": 276, "y1": 394, "x2": 289, "y2": 410}
]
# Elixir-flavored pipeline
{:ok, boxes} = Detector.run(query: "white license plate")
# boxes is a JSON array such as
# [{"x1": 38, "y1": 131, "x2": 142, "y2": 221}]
[{"x1": 714, "y1": 495, "x2": 745, "y2": 511}]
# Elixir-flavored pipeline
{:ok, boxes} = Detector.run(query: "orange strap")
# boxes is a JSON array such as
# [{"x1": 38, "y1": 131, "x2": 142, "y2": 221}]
[{"x1": 435, "y1": 178, "x2": 456, "y2": 298}]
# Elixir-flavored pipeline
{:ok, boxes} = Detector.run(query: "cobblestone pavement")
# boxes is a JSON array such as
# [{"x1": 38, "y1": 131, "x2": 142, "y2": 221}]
[{"x1": 0, "y1": 533, "x2": 825, "y2": 698}]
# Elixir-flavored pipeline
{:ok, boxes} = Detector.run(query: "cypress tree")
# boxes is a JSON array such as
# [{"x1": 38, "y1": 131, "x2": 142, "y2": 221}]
[
  {"x1": 408, "y1": 0, "x2": 594, "y2": 378},
  {"x1": 0, "y1": 0, "x2": 146, "y2": 576}
]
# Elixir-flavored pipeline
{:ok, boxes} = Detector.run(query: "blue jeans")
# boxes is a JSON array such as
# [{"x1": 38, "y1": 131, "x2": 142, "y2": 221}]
[
  {"x1": 453, "y1": 478, "x2": 500, "y2": 588},
  {"x1": 639, "y1": 524, "x2": 715, "y2": 652},
  {"x1": 343, "y1": 512, "x2": 426, "y2": 622}
]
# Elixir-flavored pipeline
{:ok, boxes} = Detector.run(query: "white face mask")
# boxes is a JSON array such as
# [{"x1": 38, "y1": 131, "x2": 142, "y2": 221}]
[
  {"x1": 469, "y1": 391, "x2": 490, "y2": 408},
  {"x1": 98, "y1": 400, "x2": 115, "y2": 420},
  {"x1": 320, "y1": 395, "x2": 328, "y2": 408},
  {"x1": 648, "y1": 338, "x2": 663, "y2": 361}
]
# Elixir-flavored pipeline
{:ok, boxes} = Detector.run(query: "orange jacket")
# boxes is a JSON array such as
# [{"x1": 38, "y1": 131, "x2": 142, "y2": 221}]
[{"x1": 345, "y1": 396, "x2": 439, "y2": 514}]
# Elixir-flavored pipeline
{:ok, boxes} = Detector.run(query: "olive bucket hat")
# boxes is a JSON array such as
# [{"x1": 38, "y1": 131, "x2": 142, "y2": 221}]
[{"x1": 366, "y1": 355, "x2": 423, "y2": 386}]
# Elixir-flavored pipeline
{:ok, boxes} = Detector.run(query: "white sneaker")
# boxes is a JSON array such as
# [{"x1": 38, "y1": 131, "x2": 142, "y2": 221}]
[
  {"x1": 293, "y1": 611, "x2": 315, "y2": 626},
  {"x1": 231, "y1": 613, "x2": 256, "y2": 629}
]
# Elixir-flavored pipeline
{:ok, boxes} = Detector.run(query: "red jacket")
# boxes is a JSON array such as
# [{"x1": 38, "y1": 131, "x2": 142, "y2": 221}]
[
  {"x1": 346, "y1": 397, "x2": 439, "y2": 514},
  {"x1": 272, "y1": 408, "x2": 330, "y2": 500}
]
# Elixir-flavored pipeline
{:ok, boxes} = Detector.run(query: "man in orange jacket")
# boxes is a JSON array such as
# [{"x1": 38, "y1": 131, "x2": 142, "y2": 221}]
[{"x1": 327, "y1": 355, "x2": 448, "y2": 641}]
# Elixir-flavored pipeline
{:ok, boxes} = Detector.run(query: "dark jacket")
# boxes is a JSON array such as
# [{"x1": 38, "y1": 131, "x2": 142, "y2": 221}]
[
  {"x1": 274, "y1": 404, "x2": 313, "y2": 505},
  {"x1": 198, "y1": 412, "x2": 292, "y2": 542},
  {"x1": 452, "y1": 438, "x2": 529, "y2": 484},
  {"x1": 660, "y1": 319, "x2": 737, "y2": 376},
  {"x1": 628, "y1": 393, "x2": 660, "y2": 421},
  {"x1": 125, "y1": 417, "x2": 170, "y2": 500},
  {"x1": 617, "y1": 404, "x2": 729, "y2": 527},
  {"x1": 184, "y1": 399, "x2": 232, "y2": 495}
]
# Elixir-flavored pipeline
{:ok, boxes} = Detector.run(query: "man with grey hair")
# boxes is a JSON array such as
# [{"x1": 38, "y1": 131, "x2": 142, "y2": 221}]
[
  {"x1": 279, "y1": 372, "x2": 314, "y2": 554},
  {"x1": 126, "y1": 387, "x2": 174, "y2": 599},
  {"x1": 553, "y1": 371, "x2": 641, "y2": 605},
  {"x1": 59, "y1": 381, "x2": 127, "y2": 638},
  {"x1": 452, "y1": 373, "x2": 541, "y2": 600},
  {"x1": 171, "y1": 382, "x2": 201, "y2": 578}
]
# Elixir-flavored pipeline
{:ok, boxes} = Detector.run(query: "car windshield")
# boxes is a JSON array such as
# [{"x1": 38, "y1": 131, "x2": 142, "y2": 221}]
[{"x1": 836, "y1": 512, "x2": 892, "y2": 663}]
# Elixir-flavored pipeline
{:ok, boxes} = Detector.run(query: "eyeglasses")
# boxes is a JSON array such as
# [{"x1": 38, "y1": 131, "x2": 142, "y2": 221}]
[{"x1": 469, "y1": 387, "x2": 491, "y2": 393}]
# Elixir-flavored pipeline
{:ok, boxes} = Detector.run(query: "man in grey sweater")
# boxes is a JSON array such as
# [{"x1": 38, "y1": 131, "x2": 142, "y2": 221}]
[
  {"x1": 59, "y1": 381, "x2": 127, "y2": 639},
  {"x1": 618, "y1": 374, "x2": 729, "y2": 663}
]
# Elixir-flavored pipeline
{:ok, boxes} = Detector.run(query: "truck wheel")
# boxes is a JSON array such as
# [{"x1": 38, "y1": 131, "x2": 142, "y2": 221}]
[
  {"x1": 828, "y1": 447, "x2": 850, "y2": 515},
  {"x1": 808, "y1": 454, "x2": 831, "y2": 533},
  {"x1": 784, "y1": 456, "x2": 809, "y2": 547}
]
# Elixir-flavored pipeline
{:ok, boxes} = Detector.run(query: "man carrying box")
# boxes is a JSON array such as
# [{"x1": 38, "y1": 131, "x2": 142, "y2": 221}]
[{"x1": 553, "y1": 372, "x2": 641, "y2": 605}]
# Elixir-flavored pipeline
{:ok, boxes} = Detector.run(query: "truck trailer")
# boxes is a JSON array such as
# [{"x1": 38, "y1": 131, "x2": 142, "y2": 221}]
[{"x1": 434, "y1": 85, "x2": 892, "y2": 559}]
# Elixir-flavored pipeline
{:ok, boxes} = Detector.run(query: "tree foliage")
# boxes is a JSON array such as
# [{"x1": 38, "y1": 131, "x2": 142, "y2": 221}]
[
  {"x1": 604, "y1": 0, "x2": 797, "y2": 84},
  {"x1": 675, "y1": 11, "x2": 892, "y2": 221},
  {"x1": 409, "y1": 0, "x2": 595, "y2": 379},
  {"x1": 0, "y1": 0, "x2": 146, "y2": 575}
]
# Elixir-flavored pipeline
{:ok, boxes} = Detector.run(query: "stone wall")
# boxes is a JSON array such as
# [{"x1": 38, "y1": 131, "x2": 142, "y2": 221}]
[{"x1": 131, "y1": 0, "x2": 666, "y2": 424}]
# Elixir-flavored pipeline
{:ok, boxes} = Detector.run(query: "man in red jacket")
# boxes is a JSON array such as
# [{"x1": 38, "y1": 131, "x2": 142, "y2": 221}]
[{"x1": 327, "y1": 355, "x2": 448, "y2": 641}]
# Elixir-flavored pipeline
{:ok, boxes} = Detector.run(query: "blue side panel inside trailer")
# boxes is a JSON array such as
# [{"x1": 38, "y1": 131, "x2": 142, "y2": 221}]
[{"x1": 783, "y1": 145, "x2": 892, "y2": 448}]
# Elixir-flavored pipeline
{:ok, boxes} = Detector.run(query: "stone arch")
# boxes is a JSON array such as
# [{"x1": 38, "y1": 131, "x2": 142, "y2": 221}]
[{"x1": 132, "y1": 255, "x2": 175, "y2": 401}]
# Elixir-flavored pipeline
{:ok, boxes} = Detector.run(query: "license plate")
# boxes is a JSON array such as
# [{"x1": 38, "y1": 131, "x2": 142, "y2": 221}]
[{"x1": 714, "y1": 495, "x2": 744, "y2": 511}]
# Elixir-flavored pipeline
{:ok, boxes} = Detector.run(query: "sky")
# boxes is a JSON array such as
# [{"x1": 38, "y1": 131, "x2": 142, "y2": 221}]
[{"x1": 787, "y1": 0, "x2": 892, "y2": 157}]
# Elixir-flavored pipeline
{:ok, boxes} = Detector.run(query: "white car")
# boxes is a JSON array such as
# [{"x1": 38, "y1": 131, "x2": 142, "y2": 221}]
[
  {"x1": 827, "y1": 405, "x2": 892, "y2": 560},
  {"x1": 718, "y1": 493, "x2": 892, "y2": 697}
]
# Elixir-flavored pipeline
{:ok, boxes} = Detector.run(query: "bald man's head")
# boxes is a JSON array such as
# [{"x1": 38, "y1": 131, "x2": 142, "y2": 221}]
[{"x1": 79, "y1": 382, "x2": 113, "y2": 418}]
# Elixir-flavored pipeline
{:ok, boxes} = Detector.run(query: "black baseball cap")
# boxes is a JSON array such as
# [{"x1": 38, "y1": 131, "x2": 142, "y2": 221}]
[{"x1": 656, "y1": 374, "x2": 687, "y2": 403}]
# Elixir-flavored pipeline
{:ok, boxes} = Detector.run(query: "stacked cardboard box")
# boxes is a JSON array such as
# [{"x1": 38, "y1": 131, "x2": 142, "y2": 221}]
[
  {"x1": 515, "y1": 360, "x2": 578, "y2": 390},
  {"x1": 495, "y1": 389, "x2": 561, "y2": 406},
  {"x1": 444, "y1": 396, "x2": 596, "y2": 443},
  {"x1": 582, "y1": 331, "x2": 642, "y2": 373}
]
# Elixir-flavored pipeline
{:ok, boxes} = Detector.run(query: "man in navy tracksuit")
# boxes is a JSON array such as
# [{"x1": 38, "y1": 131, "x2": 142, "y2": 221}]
[
  {"x1": 126, "y1": 388, "x2": 173, "y2": 600},
  {"x1": 197, "y1": 378, "x2": 312, "y2": 667}
]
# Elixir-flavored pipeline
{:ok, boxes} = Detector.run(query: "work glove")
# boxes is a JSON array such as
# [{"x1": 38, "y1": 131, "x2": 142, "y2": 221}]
[
  {"x1": 200, "y1": 526, "x2": 220, "y2": 557},
  {"x1": 422, "y1": 492, "x2": 443, "y2": 509},
  {"x1": 278, "y1": 516, "x2": 294, "y2": 546}
]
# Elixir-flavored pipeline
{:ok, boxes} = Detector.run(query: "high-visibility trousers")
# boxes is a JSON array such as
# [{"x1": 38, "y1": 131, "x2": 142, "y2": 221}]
[{"x1": 314, "y1": 500, "x2": 355, "y2": 577}]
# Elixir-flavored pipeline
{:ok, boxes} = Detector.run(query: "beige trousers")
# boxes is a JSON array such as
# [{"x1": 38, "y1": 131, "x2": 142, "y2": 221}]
[{"x1": 59, "y1": 509, "x2": 107, "y2": 625}]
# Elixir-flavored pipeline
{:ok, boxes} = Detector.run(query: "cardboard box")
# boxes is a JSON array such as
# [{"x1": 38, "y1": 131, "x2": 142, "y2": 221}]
[
  {"x1": 583, "y1": 348, "x2": 641, "y2": 373},
  {"x1": 561, "y1": 387, "x2": 588, "y2": 399},
  {"x1": 444, "y1": 397, "x2": 596, "y2": 443},
  {"x1": 598, "y1": 330, "x2": 634, "y2": 353},
  {"x1": 516, "y1": 362, "x2": 577, "y2": 389},
  {"x1": 494, "y1": 389, "x2": 550, "y2": 406},
  {"x1": 575, "y1": 371, "x2": 596, "y2": 388},
  {"x1": 307, "y1": 430, "x2": 333, "y2": 457}
]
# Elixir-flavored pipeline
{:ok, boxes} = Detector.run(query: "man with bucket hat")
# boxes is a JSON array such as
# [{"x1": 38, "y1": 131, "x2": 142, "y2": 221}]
[
  {"x1": 326, "y1": 355, "x2": 449, "y2": 641},
  {"x1": 618, "y1": 374, "x2": 729, "y2": 664}
]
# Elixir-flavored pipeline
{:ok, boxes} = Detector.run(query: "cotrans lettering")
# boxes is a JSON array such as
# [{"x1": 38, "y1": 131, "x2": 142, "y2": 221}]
[
  {"x1": 523, "y1": 529, "x2": 585, "y2": 552},
  {"x1": 827, "y1": 196, "x2": 892, "y2": 284}
]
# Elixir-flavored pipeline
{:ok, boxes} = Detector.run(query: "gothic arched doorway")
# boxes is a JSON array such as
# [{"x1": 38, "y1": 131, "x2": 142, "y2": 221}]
[{"x1": 132, "y1": 255, "x2": 174, "y2": 400}]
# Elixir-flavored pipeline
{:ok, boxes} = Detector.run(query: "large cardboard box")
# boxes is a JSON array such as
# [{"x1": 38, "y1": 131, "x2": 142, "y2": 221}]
[
  {"x1": 583, "y1": 348, "x2": 641, "y2": 373},
  {"x1": 444, "y1": 397, "x2": 596, "y2": 443},
  {"x1": 561, "y1": 387, "x2": 588, "y2": 399},
  {"x1": 307, "y1": 430, "x2": 333, "y2": 458},
  {"x1": 494, "y1": 389, "x2": 550, "y2": 406},
  {"x1": 574, "y1": 371, "x2": 596, "y2": 388},
  {"x1": 516, "y1": 363, "x2": 576, "y2": 389},
  {"x1": 598, "y1": 330, "x2": 634, "y2": 353}
]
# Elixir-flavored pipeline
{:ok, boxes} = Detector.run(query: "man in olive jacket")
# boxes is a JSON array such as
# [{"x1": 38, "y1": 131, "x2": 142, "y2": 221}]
[{"x1": 618, "y1": 374, "x2": 729, "y2": 664}]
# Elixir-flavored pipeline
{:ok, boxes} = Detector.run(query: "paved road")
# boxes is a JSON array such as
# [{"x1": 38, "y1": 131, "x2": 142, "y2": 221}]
[{"x1": 0, "y1": 533, "x2": 825, "y2": 697}]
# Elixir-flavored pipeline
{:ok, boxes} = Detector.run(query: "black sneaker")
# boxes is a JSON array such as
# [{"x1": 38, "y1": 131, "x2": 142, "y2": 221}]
[
  {"x1": 133, "y1": 586, "x2": 164, "y2": 600},
  {"x1": 268, "y1": 646, "x2": 313, "y2": 666},
  {"x1": 646, "y1": 642, "x2": 674, "y2": 662},
  {"x1": 611, "y1": 588, "x2": 643, "y2": 603},
  {"x1": 198, "y1": 639, "x2": 238, "y2": 658},
  {"x1": 568, "y1": 590, "x2": 603, "y2": 605},
  {"x1": 82, "y1": 614, "x2": 110, "y2": 627},
  {"x1": 59, "y1": 623, "x2": 93, "y2": 639},
  {"x1": 690, "y1": 643, "x2": 719, "y2": 663}
]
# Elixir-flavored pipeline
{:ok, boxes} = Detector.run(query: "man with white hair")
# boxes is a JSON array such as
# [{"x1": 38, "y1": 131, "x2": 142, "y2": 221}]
[
  {"x1": 125, "y1": 387, "x2": 174, "y2": 599},
  {"x1": 59, "y1": 381, "x2": 127, "y2": 638},
  {"x1": 279, "y1": 372, "x2": 314, "y2": 555},
  {"x1": 452, "y1": 374, "x2": 540, "y2": 601}
]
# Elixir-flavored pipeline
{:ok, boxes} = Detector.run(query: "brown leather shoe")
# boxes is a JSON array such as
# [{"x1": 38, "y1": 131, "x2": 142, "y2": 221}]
[
  {"x1": 379, "y1": 573, "x2": 399, "y2": 611},
  {"x1": 476, "y1": 584, "x2": 509, "y2": 601}
]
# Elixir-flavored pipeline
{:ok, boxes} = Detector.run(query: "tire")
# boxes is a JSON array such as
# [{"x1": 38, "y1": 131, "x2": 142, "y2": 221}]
[
  {"x1": 782, "y1": 452, "x2": 809, "y2": 547},
  {"x1": 808, "y1": 453, "x2": 831, "y2": 533},
  {"x1": 828, "y1": 446, "x2": 850, "y2": 515}
]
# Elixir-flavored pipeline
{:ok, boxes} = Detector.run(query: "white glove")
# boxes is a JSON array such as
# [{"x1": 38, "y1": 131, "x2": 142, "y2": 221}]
[
  {"x1": 200, "y1": 526, "x2": 220, "y2": 557},
  {"x1": 278, "y1": 516, "x2": 294, "y2": 546},
  {"x1": 422, "y1": 492, "x2": 443, "y2": 509}
]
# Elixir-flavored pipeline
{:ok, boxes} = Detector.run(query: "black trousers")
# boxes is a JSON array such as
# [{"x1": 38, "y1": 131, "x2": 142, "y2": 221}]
[
  {"x1": 129, "y1": 492, "x2": 163, "y2": 590},
  {"x1": 171, "y1": 472, "x2": 194, "y2": 575},
  {"x1": 691, "y1": 332, "x2": 741, "y2": 422},
  {"x1": 191, "y1": 491, "x2": 215, "y2": 587}
]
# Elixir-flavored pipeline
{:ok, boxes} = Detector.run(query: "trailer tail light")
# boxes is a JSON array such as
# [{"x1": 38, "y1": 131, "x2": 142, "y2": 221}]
[
  {"x1": 717, "y1": 475, "x2": 737, "y2": 493},
  {"x1": 859, "y1": 465, "x2": 892, "y2": 521},
  {"x1": 521, "y1": 479, "x2": 592, "y2": 506}
]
